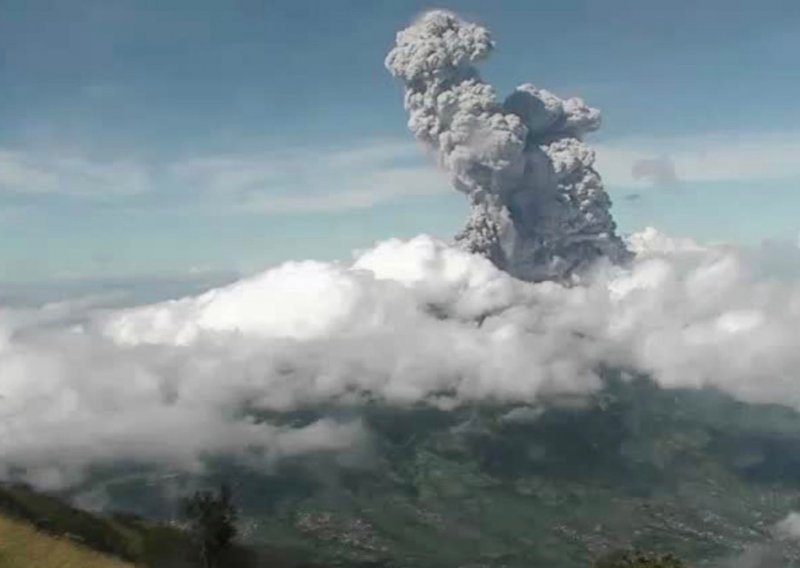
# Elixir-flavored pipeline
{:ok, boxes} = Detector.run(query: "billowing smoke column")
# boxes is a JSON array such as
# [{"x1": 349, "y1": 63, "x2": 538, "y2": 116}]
[{"x1": 386, "y1": 10, "x2": 630, "y2": 282}]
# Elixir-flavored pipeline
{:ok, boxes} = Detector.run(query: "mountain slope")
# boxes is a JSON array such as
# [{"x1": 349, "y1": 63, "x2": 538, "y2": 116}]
[
  {"x1": 0, "y1": 482, "x2": 329, "y2": 568},
  {"x1": 36, "y1": 375, "x2": 800, "y2": 568},
  {"x1": 0, "y1": 483, "x2": 196, "y2": 567},
  {"x1": 204, "y1": 377, "x2": 800, "y2": 567},
  {"x1": 0, "y1": 514, "x2": 134, "y2": 568}
]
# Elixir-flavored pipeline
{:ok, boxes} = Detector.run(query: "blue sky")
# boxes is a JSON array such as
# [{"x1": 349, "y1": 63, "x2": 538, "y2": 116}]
[{"x1": 1, "y1": 0, "x2": 799, "y2": 285}]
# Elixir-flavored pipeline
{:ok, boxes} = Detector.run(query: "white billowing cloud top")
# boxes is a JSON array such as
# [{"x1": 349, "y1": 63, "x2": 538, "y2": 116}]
[{"x1": 2, "y1": 230, "x2": 800, "y2": 488}]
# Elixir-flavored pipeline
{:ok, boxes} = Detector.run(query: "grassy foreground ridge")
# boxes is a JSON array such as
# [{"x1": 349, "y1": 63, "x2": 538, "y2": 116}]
[{"x1": 0, "y1": 514, "x2": 134, "y2": 568}]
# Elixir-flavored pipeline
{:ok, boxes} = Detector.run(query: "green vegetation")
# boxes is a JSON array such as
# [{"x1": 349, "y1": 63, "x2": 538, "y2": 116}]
[
  {"x1": 0, "y1": 482, "x2": 192, "y2": 566},
  {"x1": 594, "y1": 550, "x2": 688, "y2": 567},
  {"x1": 180, "y1": 484, "x2": 239, "y2": 567},
  {"x1": 0, "y1": 482, "x2": 325, "y2": 567},
  {"x1": 0, "y1": 514, "x2": 134, "y2": 568},
  {"x1": 191, "y1": 376, "x2": 800, "y2": 567}
]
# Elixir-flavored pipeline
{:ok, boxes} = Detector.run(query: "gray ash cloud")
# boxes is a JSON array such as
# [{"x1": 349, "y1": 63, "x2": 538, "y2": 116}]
[{"x1": 386, "y1": 10, "x2": 630, "y2": 282}]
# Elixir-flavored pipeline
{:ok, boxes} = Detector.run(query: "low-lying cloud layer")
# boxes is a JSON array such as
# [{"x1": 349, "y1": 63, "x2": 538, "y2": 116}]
[{"x1": 1, "y1": 229, "x2": 799, "y2": 488}]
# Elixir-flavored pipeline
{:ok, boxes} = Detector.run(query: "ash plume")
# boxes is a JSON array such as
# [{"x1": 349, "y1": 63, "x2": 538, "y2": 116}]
[{"x1": 385, "y1": 10, "x2": 630, "y2": 282}]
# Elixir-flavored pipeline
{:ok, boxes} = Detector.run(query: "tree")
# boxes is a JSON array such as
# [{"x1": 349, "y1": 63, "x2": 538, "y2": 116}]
[
  {"x1": 593, "y1": 549, "x2": 688, "y2": 568},
  {"x1": 180, "y1": 483, "x2": 239, "y2": 568}
]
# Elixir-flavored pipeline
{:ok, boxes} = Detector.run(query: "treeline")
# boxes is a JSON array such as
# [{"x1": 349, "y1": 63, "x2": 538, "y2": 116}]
[{"x1": 1, "y1": 481, "x2": 690, "y2": 568}]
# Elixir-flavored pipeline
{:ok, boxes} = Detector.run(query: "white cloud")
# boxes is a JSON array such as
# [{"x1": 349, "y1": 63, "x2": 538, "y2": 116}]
[
  {"x1": 238, "y1": 166, "x2": 448, "y2": 213},
  {"x1": 101, "y1": 231, "x2": 800, "y2": 409},
  {"x1": 171, "y1": 140, "x2": 449, "y2": 213},
  {"x1": 774, "y1": 512, "x2": 800, "y2": 540},
  {"x1": 0, "y1": 140, "x2": 448, "y2": 210},
  {"x1": 2, "y1": 230, "x2": 800, "y2": 488},
  {"x1": 0, "y1": 150, "x2": 152, "y2": 198},
  {"x1": 596, "y1": 131, "x2": 800, "y2": 188},
  {"x1": 7, "y1": 131, "x2": 796, "y2": 208},
  {"x1": 631, "y1": 156, "x2": 677, "y2": 185}
]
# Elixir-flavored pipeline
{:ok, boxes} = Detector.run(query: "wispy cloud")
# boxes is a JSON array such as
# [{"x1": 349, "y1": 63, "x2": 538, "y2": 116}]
[
  {"x1": 0, "y1": 140, "x2": 448, "y2": 212},
  {"x1": 0, "y1": 150, "x2": 152, "y2": 198},
  {"x1": 0, "y1": 269, "x2": 241, "y2": 307},
  {"x1": 631, "y1": 156, "x2": 677, "y2": 186},
  {"x1": 236, "y1": 166, "x2": 448, "y2": 213},
  {"x1": 596, "y1": 131, "x2": 800, "y2": 188},
  {"x1": 171, "y1": 140, "x2": 448, "y2": 213},
  {"x1": 4, "y1": 132, "x2": 798, "y2": 211}
]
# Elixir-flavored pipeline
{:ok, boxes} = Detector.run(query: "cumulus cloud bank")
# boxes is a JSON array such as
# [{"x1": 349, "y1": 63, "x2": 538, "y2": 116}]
[
  {"x1": 2, "y1": 229, "x2": 800, "y2": 487},
  {"x1": 386, "y1": 10, "x2": 629, "y2": 282}
]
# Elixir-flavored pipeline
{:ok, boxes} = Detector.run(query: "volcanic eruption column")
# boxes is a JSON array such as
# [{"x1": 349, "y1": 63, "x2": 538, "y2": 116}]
[{"x1": 386, "y1": 10, "x2": 630, "y2": 282}]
